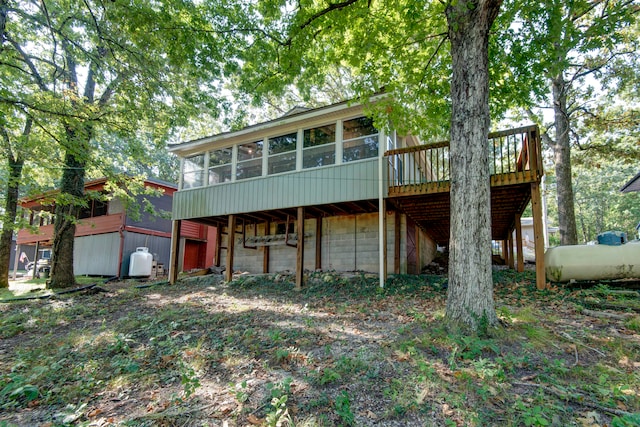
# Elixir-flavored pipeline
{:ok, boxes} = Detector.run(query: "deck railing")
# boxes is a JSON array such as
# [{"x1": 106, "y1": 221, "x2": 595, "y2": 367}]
[{"x1": 386, "y1": 125, "x2": 542, "y2": 195}]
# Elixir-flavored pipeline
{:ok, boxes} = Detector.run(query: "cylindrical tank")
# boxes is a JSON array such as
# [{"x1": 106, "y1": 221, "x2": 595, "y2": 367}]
[
  {"x1": 129, "y1": 247, "x2": 153, "y2": 277},
  {"x1": 545, "y1": 241, "x2": 640, "y2": 282}
]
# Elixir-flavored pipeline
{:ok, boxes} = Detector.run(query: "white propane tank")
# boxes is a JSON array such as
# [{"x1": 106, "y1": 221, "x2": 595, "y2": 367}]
[
  {"x1": 545, "y1": 240, "x2": 640, "y2": 282},
  {"x1": 129, "y1": 247, "x2": 153, "y2": 277}
]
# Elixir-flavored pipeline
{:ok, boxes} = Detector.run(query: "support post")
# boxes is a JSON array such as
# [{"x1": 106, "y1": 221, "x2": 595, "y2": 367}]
[
  {"x1": 226, "y1": 215, "x2": 236, "y2": 283},
  {"x1": 296, "y1": 207, "x2": 305, "y2": 290},
  {"x1": 169, "y1": 220, "x2": 181, "y2": 284},
  {"x1": 394, "y1": 212, "x2": 401, "y2": 274},
  {"x1": 502, "y1": 240, "x2": 509, "y2": 266},
  {"x1": 12, "y1": 244, "x2": 20, "y2": 280},
  {"x1": 379, "y1": 200, "x2": 387, "y2": 287},
  {"x1": 515, "y1": 213, "x2": 524, "y2": 272},
  {"x1": 214, "y1": 225, "x2": 222, "y2": 267},
  {"x1": 315, "y1": 217, "x2": 322, "y2": 270},
  {"x1": 507, "y1": 233, "x2": 515, "y2": 270},
  {"x1": 531, "y1": 182, "x2": 546, "y2": 290},
  {"x1": 32, "y1": 241, "x2": 40, "y2": 279},
  {"x1": 263, "y1": 220, "x2": 270, "y2": 273}
]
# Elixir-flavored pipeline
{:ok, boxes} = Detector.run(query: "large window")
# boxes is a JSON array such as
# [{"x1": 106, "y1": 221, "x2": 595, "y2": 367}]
[
  {"x1": 303, "y1": 124, "x2": 336, "y2": 168},
  {"x1": 342, "y1": 117, "x2": 379, "y2": 162},
  {"x1": 268, "y1": 133, "x2": 297, "y2": 174},
  {"x1": 208, "y1": 147, "x2": 232, "y2": 184},
  {"x1": 236, "y1": 141, "x2": 263, "y2": 180},
  {"x1": 183, "y1": 154, "x2": 205, "y2": 189}
]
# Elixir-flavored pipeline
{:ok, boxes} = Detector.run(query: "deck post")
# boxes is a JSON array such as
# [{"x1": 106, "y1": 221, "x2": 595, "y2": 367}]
[
  {"x1": 531, "y1": 182, "x2": 546, "y2": 290},
  {"x1": 169, "y1": 220, "x2": 181, "y2": 284},
  {"x1": 394, "y1": 212, "x2": 401, "y2": 274},
  {"x1": 214, "y1": 224, "x2": 222, "y2": 267},
  {"x1": 379, "y1": 200, "x2": 387, "y2": 287},
  {"x1": 502, "y1": 240, "x2": 509, "y2": 266},
  {"x1": 315, "y1": 217, "x2": 322, "y2": 270},
  {"x1": 263, "y1": 220, "x2": 270, "y2": 273},
  {"x1": 515, "y1": 213, "x2": 524, "y2": 272},
  {"x1": 507, "y1": 233, "x2": 515, "y2": 270},
  {"x1": 32, "y1": 241, "x2": 40, "y2": 279},
  {"x1": 296, "y1": 207, "x2": 305, "y2": 290},
  {"x1": 226, "y1": 215, "x2": 236, "y2": 283},
  {"x1": 12, "y1": 244, "x2": 20, "y2": 280}
]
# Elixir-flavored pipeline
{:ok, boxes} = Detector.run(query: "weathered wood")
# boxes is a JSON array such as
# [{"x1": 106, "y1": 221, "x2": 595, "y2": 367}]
[
  {"x1": 502, "y1": 240, "x2": 509, "y2": 266},
  {"x1": 394, "y1": 212, "x2": 401, "y2": 274},
  {"x1": 507, "y1": 233, "x2": 515, "y2": 270},
  {"x1": 515, "y1": 213, "x2": 524, "y2": 272},
  {"x1": 381, "y1": 200, "x2": 388, "y2": 285},
  {"x1": 581, "y1": 308, "x2": 634, "y2": 320},
  {"x1": 263, "y1": 220, "x2": 270, "y2": 273},
  {"x1": 214, "y1": 224, "x2": 222, "y2": 267},
  {"x1": 169, "y1": 220, "x2": 181, "y2": 285},
  {"x1": 225, "y1": 215, "x2": 235, "y2": 283},
  {"x1": 315, "y1": 217, "x2": 322, "y2": 270},
  {"x1": 531, "y1": 182, "x2": 546, "y2": 290},
  {"x1": 296, "y1": 207, "x2": 305, "y2": 290}
]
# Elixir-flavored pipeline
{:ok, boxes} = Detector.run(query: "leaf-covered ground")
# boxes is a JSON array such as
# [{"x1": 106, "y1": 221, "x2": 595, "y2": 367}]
[{"x1": 1, "y1": 270, "x2": 639, "y2": 426}]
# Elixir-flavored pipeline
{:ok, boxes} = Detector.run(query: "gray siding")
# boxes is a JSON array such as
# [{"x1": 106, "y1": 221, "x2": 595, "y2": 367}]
[
  {"x1": 173, "y1": 159, "x2": 383, "y2": 220},
  {"x1": 126, "y1": 193, "x2": 173, "y2": 233},
  {"x1": 74, "y1": 233, "x2": 120, "y2": 276},
  {"x1": 120, "y1": 231, "x2": 171, "y2": 277}
]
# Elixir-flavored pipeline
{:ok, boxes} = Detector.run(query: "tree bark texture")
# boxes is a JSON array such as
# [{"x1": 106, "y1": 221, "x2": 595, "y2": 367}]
[
  {"x1": 552, "y1": 75, "x2": 578, "y2": 245},
  {"x1": 0, "y1": 153, "x2": 24, "y2": 288},
  {"x1": 49, "y1": 126, "x2": 89, "y2": 289},
  {"x1": 445, "y1": 0, "x2": 501, "y2": 332}
]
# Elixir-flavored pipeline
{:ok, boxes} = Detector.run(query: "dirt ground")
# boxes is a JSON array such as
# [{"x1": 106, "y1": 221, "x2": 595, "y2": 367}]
[{"x1": 1, "y1": 271, "x2": 639, "y2": 426}]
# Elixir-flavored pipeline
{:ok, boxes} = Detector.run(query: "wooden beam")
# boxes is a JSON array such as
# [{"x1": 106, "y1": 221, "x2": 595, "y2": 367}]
[
  {"x1": 515, "y1": 213, "x2": 524, "y2": 272},
  {"x1": 315, "y1": 217, "x2": 322, "y2": 270},
  {"x1": 507, "y1": 233, "x2": 515, "y2": 270},
  {"x1": 214, "y1": 225, "x2": 222, "y2": 267},
  {"x1": 394, "y1": 212, "x2": 401, "y2": 274},
  {"x1": 502, "y1": 240, "x2": 509, "y2": 265},
  {"x1": 226, "y1": 215, "x2": 236, "y2": 283},
  {"x1": 531, "y1": 182, "x2": 546, "y2": 290},
  {"x1": 169, "y1": 220, "x2": 181, "y2": 284},
  {"x1": 296, "y1": 207, "x2": 305, "y2": 290},
  {"x1": 12, "y1": 244, "x2": 20, "y2": 280},
  {"x1": 263, "y1": 220, "x2": 270, "y2": 273},
  {"x1": 32, "y1": 241, "x2": 39, "y2": 279}
]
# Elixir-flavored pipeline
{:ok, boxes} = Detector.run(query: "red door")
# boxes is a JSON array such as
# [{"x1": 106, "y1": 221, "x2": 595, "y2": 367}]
[{"x1": 183, "y1": 240, "x2": 205, "y2": 271}]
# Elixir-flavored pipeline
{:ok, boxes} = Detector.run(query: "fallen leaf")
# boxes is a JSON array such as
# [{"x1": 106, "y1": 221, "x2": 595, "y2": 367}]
[
  {"x1": 247, "y1": 414, "x2": 263, "y2": 425},
  {"x1": 87, "y1": 408, "x2": 103, "y2": 417}
]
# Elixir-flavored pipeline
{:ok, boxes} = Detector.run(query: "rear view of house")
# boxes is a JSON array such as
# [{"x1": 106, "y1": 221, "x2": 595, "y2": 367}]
[{"x1": 168, "y1": 99, "x2": 546, "y2": 289}]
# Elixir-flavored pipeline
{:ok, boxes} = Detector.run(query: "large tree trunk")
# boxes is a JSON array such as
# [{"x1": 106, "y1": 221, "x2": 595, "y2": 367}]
[
  {"x1": 0, "y1": 153, "x2": 24, "y2": 288},
  {"x1": 49, "y1": 127, "x2": 89, "y2": 289},
  {"x1": 445, "y1": 0, "x2": 501, "y2": 333},
  {"x1": 552, "y1": 75, "x2": 578, "y2": 245}
]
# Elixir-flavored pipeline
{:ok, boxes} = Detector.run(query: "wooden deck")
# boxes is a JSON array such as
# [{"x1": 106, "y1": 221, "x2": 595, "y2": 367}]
[{"x1": 385, "y1": 125, "x2": 543, "y2": 245}]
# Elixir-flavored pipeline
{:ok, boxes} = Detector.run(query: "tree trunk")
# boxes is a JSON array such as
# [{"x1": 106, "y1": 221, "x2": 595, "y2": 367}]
[
  {"x1": 0, "y1": 154, "x2": 24, "y2": 288},
  {"x1": 49, "y1": 127, "x2": 89, "y2": 289},
  {"x1": 445, "y1": 0, "x2": 501, "y2": 333},
  {"x1": 552, "y1": 75, "x2": 578, "y2": 245}
]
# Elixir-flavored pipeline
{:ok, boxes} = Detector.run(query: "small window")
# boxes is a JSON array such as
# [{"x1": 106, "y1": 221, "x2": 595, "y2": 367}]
[
  {"x1": 209, "y1": 147, "x2": 233, "y2": 184},
  {"x1": 268, "y1": 133, "x2": 297, "y2": 174},
  {"x1": 182, "y1": 154, "x2": 205, "y2": 189},
  {"x1": 303, "y1": 124, "x2": 336, "y2": 168},
  {"x1": 342, "y1": 117, "x2": 379, "y2": 162},
  {"x1": 237, "y1": 141, "x2": 263, "y2": 180}
]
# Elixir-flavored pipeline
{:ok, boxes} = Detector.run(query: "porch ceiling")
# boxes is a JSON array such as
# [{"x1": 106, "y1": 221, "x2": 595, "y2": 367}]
[{"x1": 390, "y1": 183, "x2": 533, "y2": 246}]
